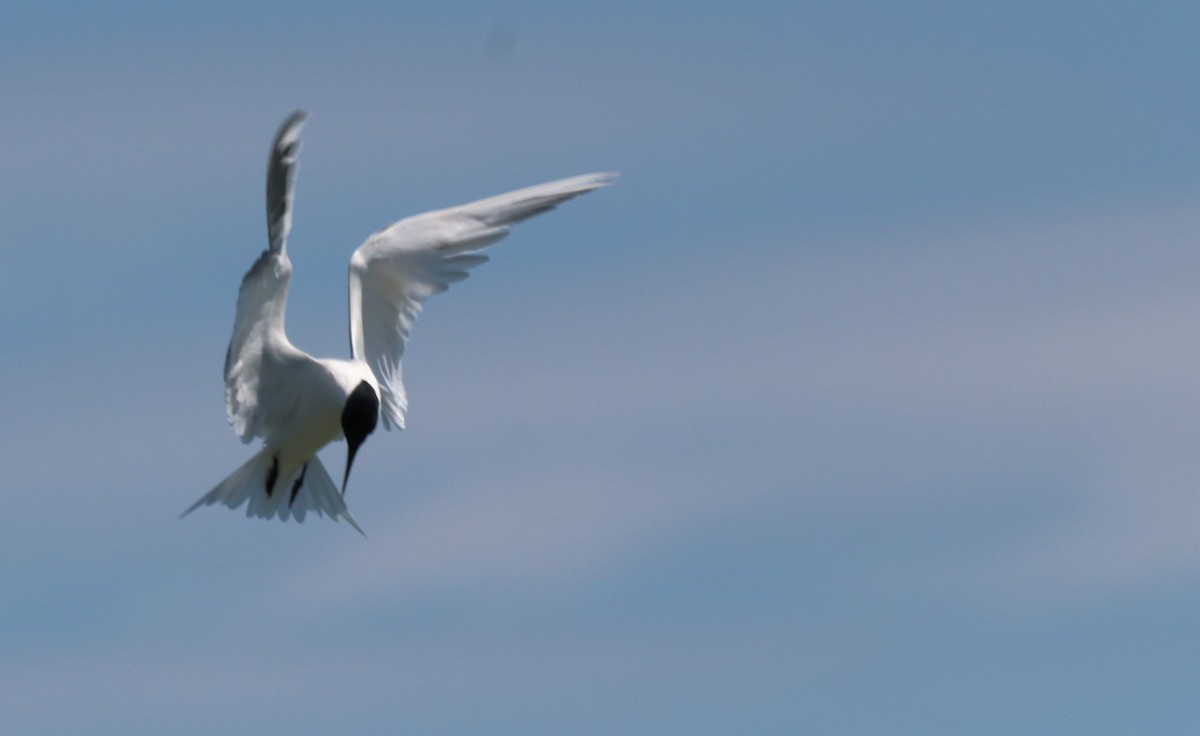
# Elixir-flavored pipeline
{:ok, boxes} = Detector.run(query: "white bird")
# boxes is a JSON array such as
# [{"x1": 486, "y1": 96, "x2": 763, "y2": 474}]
[{"x1": 183, "y1": 111, "x2": 614, "y2": 533}]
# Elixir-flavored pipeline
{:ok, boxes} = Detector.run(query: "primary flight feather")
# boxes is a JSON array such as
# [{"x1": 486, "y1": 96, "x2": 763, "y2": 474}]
[{"x1": 183, "y1": 111, "x2": 614, "y2": 533}]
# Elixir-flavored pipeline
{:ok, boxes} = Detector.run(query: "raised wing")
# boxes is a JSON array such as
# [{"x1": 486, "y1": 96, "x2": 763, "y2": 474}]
[
  {"x1": 224, "y1": 111, "x2": 307, "y2": 441},
  {"x1": 348, "y1": 171, "x2": 616, "y2": 430}
]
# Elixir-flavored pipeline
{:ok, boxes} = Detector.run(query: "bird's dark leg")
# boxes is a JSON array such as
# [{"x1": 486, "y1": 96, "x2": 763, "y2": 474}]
[
  {"x1": 289, "y1": 463, "x2": 308, "y2": 507},
  {"x1": 265, "y1": 455, "x2": 280, "y2": 496}
]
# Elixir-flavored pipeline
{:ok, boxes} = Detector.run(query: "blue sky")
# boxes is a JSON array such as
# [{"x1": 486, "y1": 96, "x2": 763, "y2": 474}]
[{"x1": 3, "y1": 1, "x2": 1200, "y2": 734}]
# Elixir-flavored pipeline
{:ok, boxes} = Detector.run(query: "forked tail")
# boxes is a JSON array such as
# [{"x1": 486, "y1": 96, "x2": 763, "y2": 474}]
[{"x1": 182, "y1": 447, "x2": 364, "y2": 535}]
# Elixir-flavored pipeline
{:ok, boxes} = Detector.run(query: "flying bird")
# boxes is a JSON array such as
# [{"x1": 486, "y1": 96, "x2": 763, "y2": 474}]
[{"x1": 183, "y1": 111, "x2": 614, "y2": 533}]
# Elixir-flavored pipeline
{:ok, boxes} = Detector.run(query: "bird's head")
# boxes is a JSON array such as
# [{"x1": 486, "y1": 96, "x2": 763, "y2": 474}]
[{"x1": 340, "y1": 380, "x2": 380, "y2": 495}]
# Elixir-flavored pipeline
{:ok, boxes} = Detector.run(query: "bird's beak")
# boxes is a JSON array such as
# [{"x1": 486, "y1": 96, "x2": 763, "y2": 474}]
[{"x1": 342, "y1": 438, "x2": 364, "y2": 497}]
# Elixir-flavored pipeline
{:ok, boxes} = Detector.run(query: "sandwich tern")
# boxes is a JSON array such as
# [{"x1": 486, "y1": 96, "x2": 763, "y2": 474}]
[{"x1": 183, "y1": 111, "x2": 614, "y2": 533}]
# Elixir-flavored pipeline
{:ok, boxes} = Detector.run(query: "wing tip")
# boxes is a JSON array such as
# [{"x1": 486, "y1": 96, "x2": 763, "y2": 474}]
[
  {"x1": 276, "y1": 110, "x2": 309, "y2": 143},
  {"x1": 573, "y1": 171, "x2": 619, "y2": 191}
]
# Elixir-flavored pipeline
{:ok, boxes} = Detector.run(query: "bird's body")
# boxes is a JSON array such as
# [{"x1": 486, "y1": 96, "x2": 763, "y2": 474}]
[{"x1": 183, "y1": 111, "x2": 613, "y2": 533}]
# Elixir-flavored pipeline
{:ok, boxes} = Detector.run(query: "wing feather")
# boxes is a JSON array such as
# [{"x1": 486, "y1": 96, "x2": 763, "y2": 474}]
[
  {"x1": 224, "y1": 111, "x2": 307, "y2": 441},
  {"x1": 348, "y1": 171, "x2": 615, "y2": 430},
  {"x1": 265, "y1": 110, "x2": 306, "y2": 255}
]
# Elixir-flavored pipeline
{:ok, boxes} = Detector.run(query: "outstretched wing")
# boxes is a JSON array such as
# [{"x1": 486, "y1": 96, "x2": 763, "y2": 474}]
[
  {"x1": 224, "y1": 111, "x2": 307, "y2": 442},
  {"x1": 347, "y1": 171, "x2": 616, "y2": 430}
]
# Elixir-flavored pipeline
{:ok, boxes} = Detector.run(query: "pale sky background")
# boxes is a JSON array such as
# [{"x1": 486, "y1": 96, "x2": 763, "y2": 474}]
[{"x1": 3, "y1": 1, "x2": 1200, "y2": 734}]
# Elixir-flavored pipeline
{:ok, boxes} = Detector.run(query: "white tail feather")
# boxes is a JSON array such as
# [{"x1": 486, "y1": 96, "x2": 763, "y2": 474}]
[{"x1": 182, "y1": 448, "x2": 364, "y2": 535}]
